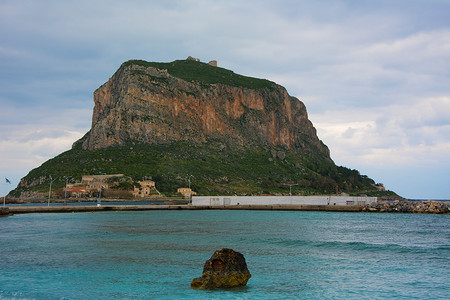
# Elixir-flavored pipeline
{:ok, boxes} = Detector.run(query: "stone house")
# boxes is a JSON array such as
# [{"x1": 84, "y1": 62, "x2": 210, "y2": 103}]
[
  {"x1": 372, "y1": 183, "x2": 386, "y2": 191},
  {"x1": 87, "y1": 181, "x2": 109, "y2": 193},
  {"x1": 177, "y1": 187, "x2": 197, "y2": 197},
  {"x1": 66, "y1": 186, "x2": 88, "y2": 198},
  {"x1": 81, "y1": 174, "x2": 124, "y2": 184},
  {"x1": 133, "y1": 180, "x2": 156, "y2": 197}
]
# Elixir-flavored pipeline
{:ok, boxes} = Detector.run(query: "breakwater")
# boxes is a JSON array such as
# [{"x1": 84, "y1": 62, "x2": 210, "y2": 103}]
[
  {"x1": 7, "y1": 204, "x2": 366, "y2": 214},
  {"x1": 367, "y1": 199, "x2": 450, "y2": 214},
  {"x1": 4, "y1": 200, "x2": 449, "y2": 215},
  {"x1": 192, "y1": 195, "x2": 378, "y2": 206}
]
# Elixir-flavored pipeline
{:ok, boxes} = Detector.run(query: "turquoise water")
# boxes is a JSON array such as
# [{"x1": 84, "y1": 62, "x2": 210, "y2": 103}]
[{"x1": 0, "y1": 211, "x2": 448, "y2": 299}]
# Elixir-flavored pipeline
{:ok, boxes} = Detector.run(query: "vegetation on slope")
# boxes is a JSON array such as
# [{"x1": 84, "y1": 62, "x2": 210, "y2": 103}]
[
  {"x1": 11, "y1": 138, "x2": 396, "y2": 198},
  {"x1": 122, "y1": 59, "x2": 275, "y2": 89}
]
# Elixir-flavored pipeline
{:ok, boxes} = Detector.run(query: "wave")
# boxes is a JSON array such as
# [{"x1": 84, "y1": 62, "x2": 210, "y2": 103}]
[{"x1": 266, "y1": 237, "x2": 450, "y2": 254}]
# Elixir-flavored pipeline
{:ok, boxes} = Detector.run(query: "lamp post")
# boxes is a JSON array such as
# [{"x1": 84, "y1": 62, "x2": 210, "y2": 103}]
[
  {"x1": 188, "y1": 174, "x2": 193, "y2": 204},
  {"x1": 48, "y1": 176, "x2": 53, "y2": 207},
  {"x1": 97, "y1": 174, "x2": 104, "y2": 207},
  {"x1": 64, "y1": 176, "x2": 70, "y2": 206},
  {"x1": 282, "y1": 183, "x2": 298, "y2": 196}
]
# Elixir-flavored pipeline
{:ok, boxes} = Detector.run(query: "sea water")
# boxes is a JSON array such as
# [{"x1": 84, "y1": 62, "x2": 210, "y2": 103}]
[{"x1": 0, "y1": 210, "x2": 448, "y2": 299}]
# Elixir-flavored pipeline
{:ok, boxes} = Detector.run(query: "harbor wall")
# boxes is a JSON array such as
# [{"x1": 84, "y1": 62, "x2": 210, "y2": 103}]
[
  {"x1": 191, "y1": 196, "x2": 378, "y2": 206},
  {"x1": 5, "y1": 204, "x2": 367, "y2": 214}
]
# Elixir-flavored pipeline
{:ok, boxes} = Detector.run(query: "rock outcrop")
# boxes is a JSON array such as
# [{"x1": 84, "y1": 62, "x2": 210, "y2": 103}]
[
  {"x1": 191, "y1": 248, "x2": 251, "y2": 289},
  {"x1": 80, "y1": 59, "x2": 330, "y2": 161},
  {"x1": 12, "y1": 58, "x2": 391, "y2": 197}
]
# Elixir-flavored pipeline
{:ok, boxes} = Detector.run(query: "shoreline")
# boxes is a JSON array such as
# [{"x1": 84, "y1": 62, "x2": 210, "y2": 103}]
[
  {"x1": 2, "y1": 203, "x2": 449, "y2": 215},
  {"x1": 3, "y1": 204, "x2": 365, "y2": 215}
]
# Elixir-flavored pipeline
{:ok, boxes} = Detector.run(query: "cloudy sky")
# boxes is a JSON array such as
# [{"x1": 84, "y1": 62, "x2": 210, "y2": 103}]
[{"x1": 1, "y1": 0, "x2": 449, "y2": 199}]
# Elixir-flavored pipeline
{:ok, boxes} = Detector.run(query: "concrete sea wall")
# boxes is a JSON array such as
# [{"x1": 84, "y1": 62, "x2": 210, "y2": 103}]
[
  {"x1": 4, "y1": 199, "x2": 449, "y2": 215},
  {"x1": 192, "y1": 196, "x2": 378, "y2": 207},
  {"x1": 6, "y1": 204, "x2": 368, "y2": 214}
]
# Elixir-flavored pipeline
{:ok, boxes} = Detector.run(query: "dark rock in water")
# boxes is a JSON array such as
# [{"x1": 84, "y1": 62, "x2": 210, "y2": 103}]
[
  {"x1": 0, "y1": 207, "x2": 10, "y2": 216},
  {"x1": 191, "y1": 248, "x2": 251, "y2": 289}
]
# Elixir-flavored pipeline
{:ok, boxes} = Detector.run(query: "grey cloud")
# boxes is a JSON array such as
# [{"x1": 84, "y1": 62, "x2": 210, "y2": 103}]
[{"x1": 1, "y1": 0, "x2": 449, "y2": 198}]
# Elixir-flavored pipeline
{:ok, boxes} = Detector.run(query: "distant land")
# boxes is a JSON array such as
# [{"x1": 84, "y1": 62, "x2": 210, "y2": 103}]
[{"x1": 9, "y1": 57, "x2": 398, "y2": 199}]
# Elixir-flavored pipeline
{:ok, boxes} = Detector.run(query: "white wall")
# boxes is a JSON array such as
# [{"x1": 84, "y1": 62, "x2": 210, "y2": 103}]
[{"x1": 192, "y1": 196, "x2": 378, "y2": 206}]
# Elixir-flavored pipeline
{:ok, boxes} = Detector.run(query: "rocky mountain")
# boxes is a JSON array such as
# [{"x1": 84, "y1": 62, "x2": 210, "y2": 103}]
[
  {"x1": 82, "y1": 59, "x2": 329, "y2": 159},
  {"x1": 12, "y1": 58, "x2": 396, "y2": 198}
]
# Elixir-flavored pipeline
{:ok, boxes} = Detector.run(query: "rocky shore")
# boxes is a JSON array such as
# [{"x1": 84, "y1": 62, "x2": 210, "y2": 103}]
[{"x1": 366, "y1": 199, "x2": 450, "y2": 214}]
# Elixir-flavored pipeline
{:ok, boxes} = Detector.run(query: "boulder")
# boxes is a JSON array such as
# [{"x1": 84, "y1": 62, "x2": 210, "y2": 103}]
[{"x1": 191, "y1": 248, "x2": 251, "y2": 289}]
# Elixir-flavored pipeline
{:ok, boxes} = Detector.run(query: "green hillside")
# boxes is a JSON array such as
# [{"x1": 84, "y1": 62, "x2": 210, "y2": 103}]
[
  {"x1": 122, "y1": 59, "x2": 275, "y2": 89},
  {"x1": 11, "y1": 136, "x2": 395, "y2": 198}
]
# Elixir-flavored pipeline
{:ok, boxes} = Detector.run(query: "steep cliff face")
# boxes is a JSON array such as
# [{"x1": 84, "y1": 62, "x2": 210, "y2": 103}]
[{"x1": 81, "y1": 60, "x2": 330, "y2": 160}]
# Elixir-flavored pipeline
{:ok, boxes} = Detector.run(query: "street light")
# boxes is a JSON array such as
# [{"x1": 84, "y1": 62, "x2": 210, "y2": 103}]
[
  {"x1": 188, "y1": 174, "x2": 193, "y2": 204},
  {"x1": 64, "y1": 176, "x2": 71, "y2": 206},
  {"x1": 47, "y1": 176, "x2": 55, "y2": 207},
  {"x1": 282, "y1": 183, "x2": 298, "y2": 196},
  {"x1": 97, "y1": 173, "x2": 104, "y2": 207}
]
